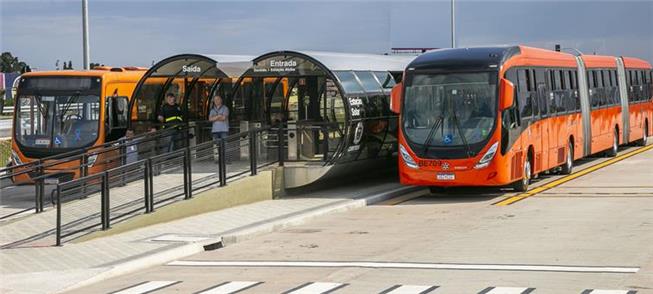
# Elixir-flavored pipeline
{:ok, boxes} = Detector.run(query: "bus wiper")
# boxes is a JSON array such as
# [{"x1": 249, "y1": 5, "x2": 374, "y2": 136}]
[
  {"x1": 58, "y1": 93, "x2": 80, "y2": 130},
  {"x1": 422, "y1": 115, "x2": 443, "y2": 156},
  {"x1": 451, "y1": 112, "x2": 474, "y2": 158}
]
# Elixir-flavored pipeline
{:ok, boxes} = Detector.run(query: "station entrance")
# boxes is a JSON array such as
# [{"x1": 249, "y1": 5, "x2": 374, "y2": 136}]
[
  {"x1": 129, "y1": 54, "x2": 253, "y2": 144},
  {"x1": 234, "y1": 62, "x2": 346, "y2": 162}
]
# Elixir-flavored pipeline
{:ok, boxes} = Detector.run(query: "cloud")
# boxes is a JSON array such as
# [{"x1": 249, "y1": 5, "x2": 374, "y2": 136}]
[{"x1": 2, "y1": 0, "x2": 652, "y2": 70}]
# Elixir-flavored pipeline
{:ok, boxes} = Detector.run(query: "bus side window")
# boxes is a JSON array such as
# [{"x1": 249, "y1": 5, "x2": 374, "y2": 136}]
[
  {"x1": 537, "y1": 83, "x2": 548, "y2": 117},
  {"x1": 517, "y1": 69, "x2": 528, "y2": 92}
]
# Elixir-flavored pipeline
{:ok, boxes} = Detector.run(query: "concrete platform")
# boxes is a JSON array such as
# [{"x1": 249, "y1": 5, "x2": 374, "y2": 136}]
[{"x1": 0, "y1": 168, "x2": 415, "y2": 294}]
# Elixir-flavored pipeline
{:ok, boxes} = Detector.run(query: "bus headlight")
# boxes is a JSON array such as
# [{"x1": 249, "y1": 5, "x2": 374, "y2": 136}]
[
  {"x1": 474, "y1": 142, "x2": 498, "y2": 169},
  {"x1": 399, "y1": 144, "x2": 419, "y2": 169},
  {"x1": 11, "y1": 150, "x2": 23, "y2": 165},
  {"x1": 87, "y1": 154, "x2": 98, "y2": 167}
]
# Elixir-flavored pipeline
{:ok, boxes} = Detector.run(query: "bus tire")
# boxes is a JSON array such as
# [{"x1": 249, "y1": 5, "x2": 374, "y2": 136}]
[
  {"x1": 512, "y1": 156, "x2": 531, "y2": 192},
  {"x1": 639, "y1": 123, "x2": 649, "y2": 146},
  {"x1": 606, "y1": 129, "x2": 618, "y2": 157},
  {"x1": 560, "y1": 141, "x2": 573, "y2": 175}
]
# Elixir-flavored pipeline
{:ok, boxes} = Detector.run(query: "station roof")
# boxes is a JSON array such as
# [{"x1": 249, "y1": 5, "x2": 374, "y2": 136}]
[
  {"x1": 144, "y1": 54, "x2": 255, "y2": 79},
  {"x1": 252, "y1": 50, "x2": 413, "y2": 72},
  {"x1": 249, "y1": 50, "x2": 415, "y2": 96},
  {"x1": 138, "y1": 51, "x2": 415, "y2": 98}
]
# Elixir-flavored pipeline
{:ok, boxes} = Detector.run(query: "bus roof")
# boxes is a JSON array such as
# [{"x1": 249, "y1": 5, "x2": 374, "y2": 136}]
[
  {"x1": 21, "y1": 67, "x2": 148, "y2": 81},
  {"x1": 622, "y1": 57, "x2": 652, "y2": 69},
  {"x1": 581, "y1": 55, "x2": 618, "y2": 68}
]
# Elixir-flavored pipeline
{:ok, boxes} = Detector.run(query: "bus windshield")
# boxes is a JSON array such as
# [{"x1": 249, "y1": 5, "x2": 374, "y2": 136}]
[
  {"x1": 402, "y1": 72, "x2": 497, "y2": 157},
  {"x1": 15, "y1": 94, "x2": 101, "y2": 149}
]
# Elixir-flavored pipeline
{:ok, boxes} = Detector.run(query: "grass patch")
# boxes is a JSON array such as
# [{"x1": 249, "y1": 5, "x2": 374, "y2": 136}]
[{"x1": 0, "y1": 139, "x2": 11, "y2": 166}]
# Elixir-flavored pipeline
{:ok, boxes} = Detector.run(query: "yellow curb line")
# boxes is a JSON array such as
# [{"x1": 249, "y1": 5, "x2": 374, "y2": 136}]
[
  {"x1": 378, "y1": 190, "x2": 428, "y2": 206},
  {"x1": 494, "y1": 144, "x2": 653, "y2": 206}
]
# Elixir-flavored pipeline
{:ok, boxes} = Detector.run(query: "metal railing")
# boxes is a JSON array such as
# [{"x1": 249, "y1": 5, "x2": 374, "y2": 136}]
[
  {"x1": 1, "y1": 123, "x2": 202, "y2": 213},
  {"x1": 0, "y1": 119, "x2": 342, "y2": 245},
  {"x1": 51, "y1": 124, "x2": 308, "y2": 245}
]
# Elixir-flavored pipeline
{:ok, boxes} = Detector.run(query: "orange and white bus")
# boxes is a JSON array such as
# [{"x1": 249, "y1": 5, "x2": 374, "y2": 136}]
[
  {"x1": 390, "y1": 46, "x2": 652, "y2": 192},
  {"x1": 10, "y1": 67, "x2": 146, "y2": 182}
]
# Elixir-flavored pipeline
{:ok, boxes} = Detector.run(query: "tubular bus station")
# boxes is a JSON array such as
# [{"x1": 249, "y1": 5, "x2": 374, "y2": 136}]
[{"x1": 129, "y1": 51, "x2": 414, "y2": 187}]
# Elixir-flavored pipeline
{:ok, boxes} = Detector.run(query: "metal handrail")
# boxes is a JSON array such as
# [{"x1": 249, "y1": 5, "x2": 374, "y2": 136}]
[
  {"x1": 1, "y1": 122, "x2": 202, "y2": 176},
  {"x1": 53, "y1": 124, "x2": 284, "y2": 245}
]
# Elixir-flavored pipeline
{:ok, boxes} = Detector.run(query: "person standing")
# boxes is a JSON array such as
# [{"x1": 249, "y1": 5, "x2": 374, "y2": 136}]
[
  {"x1": 158, "y1": 93, "x2": 183, "y2": 152},
  {"x1": 121, "y1": 129, "x2": 139, "y2": 165},
  {"x1": 209, "y1": 95, "x2": 229, "y2": 140},
  {"x1": 209, "y1": 95, "x2": 229, "y2": 163}
]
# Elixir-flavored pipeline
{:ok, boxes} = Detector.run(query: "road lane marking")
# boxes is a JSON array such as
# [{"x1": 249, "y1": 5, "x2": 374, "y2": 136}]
[
  {"x1": 379, "y1": 284, "x2": 439, "y2": 294},
  {"x1": 378, "y1": 190, "x2": 429, "y2": 206},
  {"x1": 195, "y1": 281, "x2": 262, "y2": 294},
  {"x1": 110, "y1": 281, "x2": 180, "y2": 294},
  {"x1": 494, "y1": 144, "x2": 653, "y2": 206},
  {"x1": 478, "y1": 287, "x2": 535, "y2": 294},
  {"x1": 282, "y1": 282, "x2": 347, "y2": 294},
  {"x1": 581, "y1": 290, "x2": 637, "y2": 294},
  {"x1": 167, "y1": 260, "x2": 639, "y2": 274}
]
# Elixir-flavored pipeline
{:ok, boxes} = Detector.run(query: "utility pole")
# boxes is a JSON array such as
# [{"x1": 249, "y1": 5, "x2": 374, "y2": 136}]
[
  {"x1": 451, "y1": 0, "x2": 456, "y2": 48},
  {"x1": 82, "y1": 0, "x2": 90, "y2": 70}
]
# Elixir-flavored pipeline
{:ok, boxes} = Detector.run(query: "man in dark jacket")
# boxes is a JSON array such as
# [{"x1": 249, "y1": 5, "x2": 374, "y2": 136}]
[{"x1": 158, "y1": 93, "x2": 183, "y2": 152}]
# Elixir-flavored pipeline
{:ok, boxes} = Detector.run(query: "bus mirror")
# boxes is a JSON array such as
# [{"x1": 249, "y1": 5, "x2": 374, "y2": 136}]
[
  {"x1": 500, "y1": 78, "x2": 515, "y2": 111},
  {"x1": 390, "y1": 83, "x2": 403, "y2": 114}
]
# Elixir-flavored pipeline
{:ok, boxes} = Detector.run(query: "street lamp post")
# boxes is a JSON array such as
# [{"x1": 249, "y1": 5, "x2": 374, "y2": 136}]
[
  {"x1": 451, "y1": 0, "x2": 456, "y2": 48},
  {"x1": 82, "y1": 0, "x2": 90, "y2": 70}
]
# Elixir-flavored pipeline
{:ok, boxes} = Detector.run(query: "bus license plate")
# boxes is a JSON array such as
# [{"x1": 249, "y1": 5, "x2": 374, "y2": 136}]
[
  {"x1": 35, "y1": 139, "x2": 50, "y2": 145},
  {"x1": 436, "y1": 173, "x2": 455, "y2": 181}
]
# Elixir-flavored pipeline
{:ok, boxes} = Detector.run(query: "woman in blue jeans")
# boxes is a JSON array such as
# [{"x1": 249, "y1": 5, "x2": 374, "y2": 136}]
[{"x1": 209, "y1": 95, "x2": 229, "y2": 162}]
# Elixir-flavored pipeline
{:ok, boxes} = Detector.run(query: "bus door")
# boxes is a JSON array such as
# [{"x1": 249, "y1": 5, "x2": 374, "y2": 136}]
[
  {"x1": 546, "y1": 71, "x2": 561, "y2": 166},
  {"x1": 536, "y1": 81, "x2": 550, "y2": 171}
]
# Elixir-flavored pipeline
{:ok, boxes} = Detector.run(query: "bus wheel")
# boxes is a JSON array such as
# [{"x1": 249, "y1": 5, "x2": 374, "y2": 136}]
[
  {"x1": 512, "y1": 157, "x2": 531, "y2": 192},
  {"x1": 560, "y1": 142, "x2": 573, "y2": 175},
  {"x1": 639, "y1": 123, "x2": 649, "y2": 146},
  {"x1": 606, "y1": 130, "x2": 618, "y2": 157}
]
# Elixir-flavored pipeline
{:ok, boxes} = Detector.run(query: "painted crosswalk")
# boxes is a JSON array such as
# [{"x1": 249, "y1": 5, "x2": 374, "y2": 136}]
[
  {"x1": 581, "y1": 290, "x2": 638, "y2": 294},
  {"x1": 107, "y1": 280, "x2": 638, "y2": 294},
  {"x1": 196, "y1": 281, "x2": 263, "y2": 294},
  {"x1": 478, "y1": 287, "x2": 535, "y2": 294},
  {"x1": 379, "y1": 284, "x2": 439, "y2": 294},
  {"x1": 282, "y1": 282, "x2": 347, "y2": 294},
  {"x1": 110, "y1": 280, "x2": 180, "y2": 294}
]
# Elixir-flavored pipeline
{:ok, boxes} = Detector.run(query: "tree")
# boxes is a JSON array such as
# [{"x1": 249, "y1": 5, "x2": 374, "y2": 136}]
[
  {"x1": 1, "y1": 52, "x2": 31, "y2": 73},
  {"x1": 90, "y1": 62, "x2": 105, "y2": 69},
  {"x1": 63, "y1": 60, "x2": 73, "y2": 70}
]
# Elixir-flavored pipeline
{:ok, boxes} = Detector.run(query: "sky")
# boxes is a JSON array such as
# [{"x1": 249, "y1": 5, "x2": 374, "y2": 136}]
[{"x1": 1, "y1": 0, "x2": 652, "y2": 70}]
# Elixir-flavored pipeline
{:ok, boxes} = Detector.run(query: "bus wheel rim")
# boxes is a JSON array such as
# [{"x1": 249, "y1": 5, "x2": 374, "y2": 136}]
[
  {"x1": 566, "y1": 146, "x2": 572, "y2": 170},
  {"x1": 523, "y1": 160, "x2": 531, "y2": 185}
]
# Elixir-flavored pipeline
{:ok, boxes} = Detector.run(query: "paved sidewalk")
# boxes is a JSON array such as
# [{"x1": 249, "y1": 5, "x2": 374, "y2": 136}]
[{"x1": 0, "y1": 174, "x2": 420, "y2": 294}]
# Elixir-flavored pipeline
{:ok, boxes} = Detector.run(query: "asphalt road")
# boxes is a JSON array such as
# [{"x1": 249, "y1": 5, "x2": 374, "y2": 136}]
[{"x1": 66, "y1": 147, "x2": 653, "y2": 294}]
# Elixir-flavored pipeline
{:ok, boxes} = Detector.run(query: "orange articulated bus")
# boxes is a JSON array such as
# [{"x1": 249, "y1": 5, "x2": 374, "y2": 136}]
[
  {"x1": 390, "y1": 46, "x2": 652, "y2": 192},
  {"x1": 10, "y1": 67, "x2": 147, "y2": 183}
]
